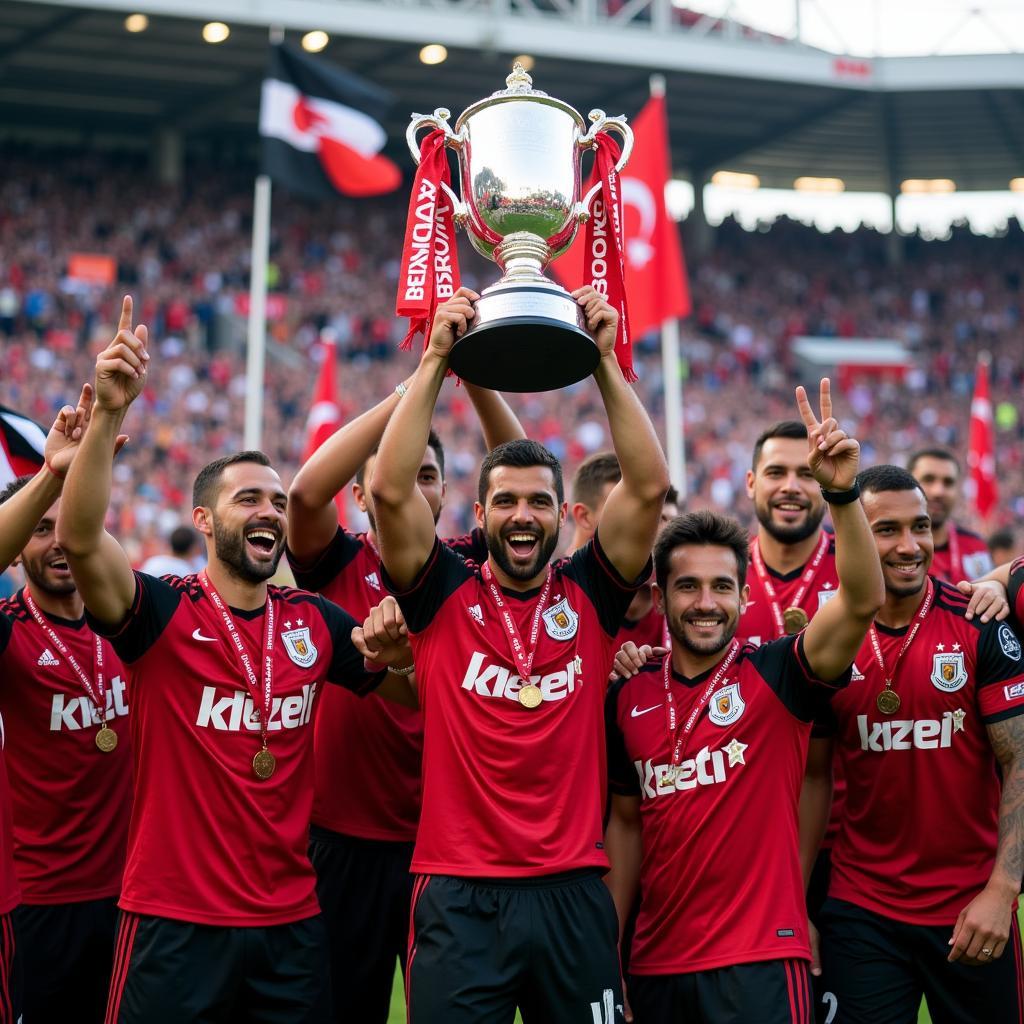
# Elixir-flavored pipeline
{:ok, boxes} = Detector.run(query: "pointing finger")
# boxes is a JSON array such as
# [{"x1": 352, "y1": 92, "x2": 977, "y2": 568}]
[{"x1": 118, "y1": 295, "x2": 133, "y2": 333}]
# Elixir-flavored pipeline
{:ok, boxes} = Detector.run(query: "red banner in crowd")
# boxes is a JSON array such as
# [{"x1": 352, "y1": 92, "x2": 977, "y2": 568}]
[
  {"x1": 303, "y1": 331, "x2": 346, "y2": 524},
  {"x1": 966, "y1": 356, "x2": 997, "y2": 522}
]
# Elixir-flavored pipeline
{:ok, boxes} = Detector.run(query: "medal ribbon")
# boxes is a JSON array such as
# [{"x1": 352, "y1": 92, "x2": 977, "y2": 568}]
[
  {"x1": 585, "y1": 133, "x2": 635, "y2": 382},
  {"x1": 750, "y1": 532, "x2": 830, "y2": 639},
  {"x1": 396, "y1": 129, "x2": 462, "y2": 351},
  {"x1": 946, "y1": 526, "x2": 962, "y2": 583},
  {"x1": 23, "y1": 589, "x2": 108, "y2": 726},
  {"x1": 662, "y1": 639, "x2": 741, "y2": 776},
  {"x1": 480, "y1": 561, "x2": 554, "y2": 685},
  {"x1": 199, "y1": 572, "x2": 276, "y2": 754},
  {"x1": 867, "y1": 578, "x2": 934, "y2": 689}
]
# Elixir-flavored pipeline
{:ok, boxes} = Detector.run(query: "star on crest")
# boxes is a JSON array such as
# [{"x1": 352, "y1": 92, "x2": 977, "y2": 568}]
[
  {"x1": 573, "y1": 654, "x2": 583, "y2": 675},
  {"x1": 952, "y1": 642, "x2": 961, "y2": 652},
  {"x1": 936, "y1": 643, "x2": 946, "y2": 652},
  {"x1": 284, "y1": 620, "x2": 292, "y2": 630},
  {"x1": 296, "y1": 619, "x2": 304, "y2": 627},
  {"x1": 722, "y1": 738, "x2": 747, "y2": 767},
  {"x1": 952, "y1": 708, "x2": 966, "y2": 733}
]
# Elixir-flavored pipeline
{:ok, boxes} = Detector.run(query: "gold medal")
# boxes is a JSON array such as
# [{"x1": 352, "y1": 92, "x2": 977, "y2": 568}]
[
  {"x1": 783, "y1": 607, "x2": 809, "y2": 634},
  {"x1": 518, "y1": 684, "x2": 543, "y2": 709},
  {"x1": 252, "y1": 747, "x2": 277, "y2": 780},
  {"x1": 876, "y1": 689, "x2": 901, "y2": 714},
  {"x1": 95, "y1": 724, "x2": 118, "y2": 753}
]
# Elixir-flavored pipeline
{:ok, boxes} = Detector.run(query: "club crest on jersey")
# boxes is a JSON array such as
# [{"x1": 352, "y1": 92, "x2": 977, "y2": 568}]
[
  {"x1": 999, "y1": 625, "x2": 1021, "y2": 663},
  {"x1": 542, "y1": 597, "x2": 578, "y2": 641},
  {"x1": 282, "y1": 627, "x2": 318, "y2": 668},
  {"x1": 930, "y1": 652, "x2": 967, "y2": 692},
  {"x1": 708, "y1": 683, "x2": 745, "y2": 727}
]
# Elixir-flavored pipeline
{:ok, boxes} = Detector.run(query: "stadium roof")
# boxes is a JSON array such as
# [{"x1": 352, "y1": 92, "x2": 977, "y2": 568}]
[{"x1": 2, "y1": 0, "x2": 1023, "y2": 193}]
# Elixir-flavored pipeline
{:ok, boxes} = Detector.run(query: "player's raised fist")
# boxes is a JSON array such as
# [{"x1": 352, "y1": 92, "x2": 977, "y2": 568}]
[
  {"x1": 95, "y1": 295, "x2": 150, "y2": 413},
  {"x1": 427, "y1": 287, "x2": 479, "y2": 359},
  {"x1": 795, "y1": 377, "x2": 859, "y2": 491},
  {"x1": 571, "y1": 285, "x2": 618, "y2": 358}
]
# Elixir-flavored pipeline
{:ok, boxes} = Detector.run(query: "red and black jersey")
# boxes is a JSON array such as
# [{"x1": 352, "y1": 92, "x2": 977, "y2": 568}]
[
  {"x1": 0, "y1": 754, "x2": 16, "y2": 916},
  {"x1": 616, "y1": 598, "x2": 666, "y2": 651},
  {"x1": 817, "y1": 579, "x2": 1024, "y2": 925},
  {"x1": 386, "y1": 532, "x2": 648, "y2": 878},
  {"x1": 931, "y1": 524, "x2": 994, "y2": 583},
  {"x1": 607, "y1": 635, "x2": 850, "y2": 974},
  {"x1": 288, "y1": 526, "x2": 488, "y2": 842},
  {"x1": 88, "y1": 571, "x2": 380, "y2": 927},
  {"x1": 0, "y1": 589, "x2": 131, "y2": 904},
  {"x1": 1008, "y1": 556, "x2": 1024, "y2": 634}
]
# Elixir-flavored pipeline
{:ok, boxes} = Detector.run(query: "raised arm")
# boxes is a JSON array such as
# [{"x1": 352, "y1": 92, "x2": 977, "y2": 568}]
[
  {"x1": 56, "y1": 296, "x2": 149, "y2": 626},
  {"x1": 463, "y1": 381, "x2": 527, "y2": 451},
  {"x1": 578, "y1": 287, "x2": 670, "y2": 581},
  {"x1": 799, "y1": 379, "x2": 885, "y2": 681},
  {"x1": 288, "y1": 374, "x2": 412, "y2": 562},
  {"x1": 370, "y1": 289, "x2": 474, "y2": 589}
]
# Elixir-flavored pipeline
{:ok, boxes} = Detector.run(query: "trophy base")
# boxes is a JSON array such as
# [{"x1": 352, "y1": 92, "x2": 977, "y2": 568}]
[{"x1": 449, "y1": 285, "x2": 599, "y2": 392}]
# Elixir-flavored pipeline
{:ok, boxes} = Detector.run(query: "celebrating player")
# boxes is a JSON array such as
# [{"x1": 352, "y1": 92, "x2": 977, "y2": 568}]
[
  {"x1": 286, "y1": 311, "x2": 525, "y2": 1024},
  {"x1": 56, "y1": 297, "x2": 415, "y2": 1023},
  {"x1": 815, "y1": 465, "x2": 1024, "y2": 1023},
  {"x1": 604, "y1": 381, "x2": 882, "y2": 1024},
  {"x1": 368, "y1": 285, "x2": 670, "y2": 1022}
]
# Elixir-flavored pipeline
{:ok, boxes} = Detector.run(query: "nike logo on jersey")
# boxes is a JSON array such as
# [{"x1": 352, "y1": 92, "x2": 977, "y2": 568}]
[
  {"x1": 461, "y1": 651, "x2": 579, "y2": 703},
  {"x1": 196, "y1": 683, "x2": 317, "y2": 732},
  {"x1": 37, "y1": 648, "x2": 60, "y2": 666},
  {"x1": 857, "y1": 710, "x2": 965, "y2": 751},
  {"x1": 630, "y1": 705, "x2": 660, "y2": 718},
  {"x1": 192, "y1": 628, "x2": 219, "y2": 643},
  {"x1": 635, "y1": 740, "x2": 745, "y2": 798},
  {"x1": 50, "y1": 676, "x2": 129, "y2": 732}
]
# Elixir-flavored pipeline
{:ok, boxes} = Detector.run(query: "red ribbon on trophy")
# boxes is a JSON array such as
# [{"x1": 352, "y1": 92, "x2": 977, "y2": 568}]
[
  {"x1": 586, "y1": 133, "x2": 634, "y2": 382},
  {"x1": 396, "y1": 129, "x2": 462, "y2": 350}
]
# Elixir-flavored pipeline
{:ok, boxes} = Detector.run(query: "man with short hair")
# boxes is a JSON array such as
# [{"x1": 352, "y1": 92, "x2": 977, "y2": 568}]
[
  {"x1": 815, "y1": 464, "x2": 1024, "y2": 1023},
  {"x1": 56, "y1": 296, "x2": 415, "y2": 1023},
  {"x1": 907, "y1": 448, "x2": 993, "y2": 582},
  {"x1": 0, "y1": 386, "x2": 132, "y2": 1023},
  {"x1": 369, "y1": 285, "x2": 670, "y2": 1022},
  {"x1": 140, "y1": 525, "x2": 199, "y2": 577},
  {"x1": 604, "y1": 383, "x2": 882, "y2": 1023},
  {"x1": 286, "y1": 342, "x2": 524, "y2": 1024}
]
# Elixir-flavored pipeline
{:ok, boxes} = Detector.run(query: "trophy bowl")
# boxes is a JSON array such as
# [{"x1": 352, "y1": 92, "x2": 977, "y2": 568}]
[{"x1": 407, "y1": 64, "x2": 632, "y2": 392}]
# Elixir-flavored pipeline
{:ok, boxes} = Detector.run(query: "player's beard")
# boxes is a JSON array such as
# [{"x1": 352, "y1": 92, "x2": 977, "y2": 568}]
[
  {"x1": 666, "y1": 608, "x2": 739, "y2": 659},
  {"x1": 211, "y1": 515, "x2": 283, "y2": 583},
  {"x1": 754, "y1": 497, "x2": 825, "y2": 546},
  {"x1": 883, "y1": 563, "x2": 928, "y2": 601},
  {"x1": 21, "y1": 555, "x2": 77, "y2": 597},
  {"x1": 485, "y1": 519, "x2": 559, "y2": 582},
  {"x1": 926, "y1": 501, "x2": 950, "y2": 530}
]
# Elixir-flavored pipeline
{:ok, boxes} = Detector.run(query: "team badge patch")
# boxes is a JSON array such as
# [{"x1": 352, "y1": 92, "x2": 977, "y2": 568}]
[
  {"x1": 282, "y1": 627, "x2": 318, "y2": 668},
  {"x1": 542, "y1": 598, "x2": 578, "y2": 641},
  {"x1": 708, "y1": 683, "x2": 745, "y2": 726},
  {"x1": 1004, "y1": 682, "x2": 1024, "y2": 703},
  {"x1": 930, "y1": 652, "x2": 967, "y2": 692},
  {"x1": 999, "y1": 624, "x2": 1022, "y2": 662}
]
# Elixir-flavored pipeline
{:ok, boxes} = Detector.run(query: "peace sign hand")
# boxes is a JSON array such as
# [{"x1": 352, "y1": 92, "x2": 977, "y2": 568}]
[
  {"x1": 795, "y1": 378, "x2": 860, "y2": 491},
  {"x1": 95, "y1": 295, "x2": 150, "y2": 413}
]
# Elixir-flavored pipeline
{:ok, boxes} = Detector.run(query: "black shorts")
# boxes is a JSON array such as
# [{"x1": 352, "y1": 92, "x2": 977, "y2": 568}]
[
  {"x1": 0, "y1": 911, "x2": 18, "y2": 1024},
  {"x1": 806, "y1": 848, "x2": 832, "y2": 1023},
  {"x1": 13, "y1": 895, "x2": 118, "y2": 1023},
  {"x1": 105, "y1": 911, "x2": 330, "y2": 1024},
  {"x1": 819, "y1": 897, "x2": 1024, "y2": 1024},
  {"x1": 629, "y1": 959, "x2": 813, "y2": 1024},
  {"x1": 407, "y1": 869, "x2": 623, "y2": 1024},
  {"x1": 309, "y1": 825, "x2": 414, "y2": 1024}
]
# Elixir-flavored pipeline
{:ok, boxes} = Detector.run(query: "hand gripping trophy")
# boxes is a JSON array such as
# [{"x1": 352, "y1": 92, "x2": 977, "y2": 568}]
[{"x1": 403, "y1": 63, "x2": 633, "y2": 391}]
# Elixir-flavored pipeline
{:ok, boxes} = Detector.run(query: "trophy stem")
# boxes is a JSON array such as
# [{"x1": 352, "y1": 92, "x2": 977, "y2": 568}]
[{"x1": 494, "y1": 232, "x2": 551, "y2": 282}]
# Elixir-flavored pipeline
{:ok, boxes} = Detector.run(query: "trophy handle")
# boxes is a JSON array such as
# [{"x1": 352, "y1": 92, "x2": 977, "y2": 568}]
[
  {"x1": 576, "y1": 109, "x2": 634, "y2": 222},
  {"x1": 406, "y1": 108, "x2": 469, "y2": 225}
]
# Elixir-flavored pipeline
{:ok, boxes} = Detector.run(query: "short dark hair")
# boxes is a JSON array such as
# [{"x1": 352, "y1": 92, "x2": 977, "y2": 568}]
[
  {"x1": 355, "y1": 427, "x2": 445, "y2": 489},
  {"x1": 654, "y1": 510, "x2": 750, "y2": 592},
  {"x1": 907, "y1": 447, "x2": 960, "y2": 477},
  {"x1": 987, "y1": 528, "x2": 1015, "y2": 555},
  {"x1": 169, "y1": 526, "x2": 196, "y2": 556},
  {"x1": 664, "y1": 484, "x2": 680, "y2": 508},
  {"x1": 478, "y1": 439, "x2": 564, "y2": 506},
  {"x1": 193, "y1": 451, "x2": 273, "y2": 508},
  {"x1": 572, "y1": 451, "x2": 620, "y2": 510},
  {"x1": 751, "y1": 421, "x2": 807, "y2": 471},
  {"x1": 0, "y1": 474, "x2": 34, "y2": 506},
  {"x1": 857, "y1": 464, "x2": 925, "y2": 497}
]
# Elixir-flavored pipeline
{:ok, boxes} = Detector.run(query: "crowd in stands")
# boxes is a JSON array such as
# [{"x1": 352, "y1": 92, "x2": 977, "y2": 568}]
[{"x1": 1, "y1": 149, "x2": 1021, "y2": 567}]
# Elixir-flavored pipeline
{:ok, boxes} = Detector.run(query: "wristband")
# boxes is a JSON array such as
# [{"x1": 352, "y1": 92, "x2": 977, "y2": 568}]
[
  {"x1": 395, "y1": 382, "x2": 408, "y2": 399},
  {"x1": 44, "y1": 460, "x2": 66, "y2": 482},
  {"x1": 821, "y1": 482, "x2": 861, "y2": 505},
  {"x1": 390, "y1": 662, "x2": 416, "y2": 676}
]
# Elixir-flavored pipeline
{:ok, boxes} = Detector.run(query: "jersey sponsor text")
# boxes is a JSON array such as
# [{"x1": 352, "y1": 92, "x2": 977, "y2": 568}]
[{"x1": 196, "y1": 683, "x2": 318, "y2": 732}]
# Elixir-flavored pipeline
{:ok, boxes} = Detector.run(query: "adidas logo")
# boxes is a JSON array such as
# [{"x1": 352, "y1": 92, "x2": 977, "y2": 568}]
[
  {"x1": 851, "y1": 662, "x2": 864, "y2": 682},
  {"x1": 365, "y1": 572, "x2": 381, "y2": 591},
  {"x1": 467, "y1": 603, "x2": 484, "y2": 626},
  {"x1": 38, "y1": 648, "x2": 60, "y2": 667}
]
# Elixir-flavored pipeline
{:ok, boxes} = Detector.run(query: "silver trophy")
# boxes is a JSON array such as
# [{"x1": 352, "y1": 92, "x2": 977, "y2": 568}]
[{"x1": 407, "y1": 64, "x2": 633, "y2": 391}]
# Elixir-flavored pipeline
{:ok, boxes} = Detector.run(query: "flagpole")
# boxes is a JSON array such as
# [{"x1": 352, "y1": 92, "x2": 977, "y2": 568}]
[{"x1": 244, "y1": 172, "x2": 271, "y2": 451}]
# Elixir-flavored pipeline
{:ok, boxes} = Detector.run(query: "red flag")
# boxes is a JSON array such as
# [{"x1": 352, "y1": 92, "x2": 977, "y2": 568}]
[
  {"x1": 966, "y1": 356, "x2": 997, "y2": 522},
  {"x1": 0, "y1": 405, "x2": 46, "y2": 487},
  {"x1": 553, "y1": 93, "x2": 691, "y2": 337},
  {"x1": 303, "y1": 332, "x2": 346, "y2": 524}
]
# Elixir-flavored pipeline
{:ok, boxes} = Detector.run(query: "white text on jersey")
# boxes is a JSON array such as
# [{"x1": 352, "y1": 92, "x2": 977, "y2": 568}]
[
  {"x1": 634, "y1": 743, "x2": 741, "y2": 799},
  {"x1": 461, "y1": 651, "x2": 579, "y2": 703},
  {"x1": 857, "y1": 711, "x2": 963, "y2": 752},
  {"x1": 196, "y1": 684, "x2": 318, "y2": 732},
  {"x1": 49, "y1": 675, "x2": 129, "y2": 732}
]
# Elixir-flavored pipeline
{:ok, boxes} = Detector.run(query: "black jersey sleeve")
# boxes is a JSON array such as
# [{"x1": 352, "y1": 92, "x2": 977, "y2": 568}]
[
  {"x1": 285, "y1": 527, "x2": 364, "y2": 593},
  {"x1": 0, "y1": 601, "x2": 12, "y2": 655},
  {"x1": 318, "y1": 595, "x2": 385, "y2": 696},
  {"x1": 444, "y1": 527, "x2": 488, "y2": 564},
  {"x1": 750, "y1": 633, "x2": 853, "y2": 723},
  {"x1": 1009, "y1": 557, "x2": 1024, "y2": 635},
  {"x1": 606, "y1": 677, "x2": 641, "y2": 796},
  {"x1": 382, "y1": 537, "x2": 474, "y2": 635},
  {"x1": 976, "y1": 618, "x2": 1024, "y2": 725},
  {"x1": 562, "y1": 531, "x2": 653, "y2": 638},
  {"x1": 86, "y1": 572, "x2": 183, "y2": 664}
]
